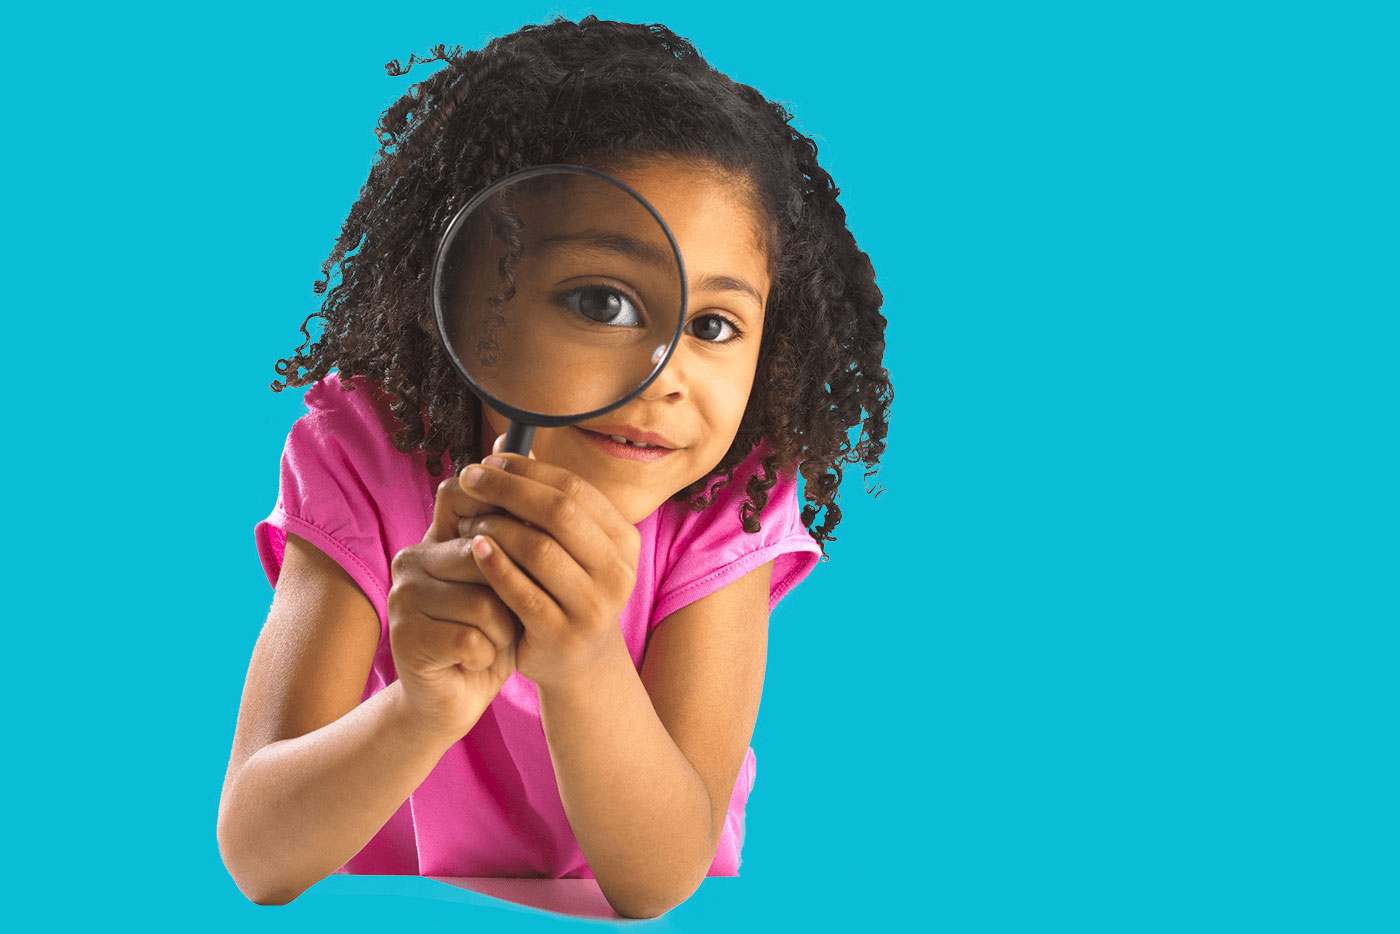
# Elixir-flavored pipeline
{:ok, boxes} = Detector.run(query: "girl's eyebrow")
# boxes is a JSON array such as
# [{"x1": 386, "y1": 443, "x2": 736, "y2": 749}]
[
  {"x1": 694, "y1": 274, "x2": 765, "y2": 311},
  {"x1": 537, "y1": 230, "x2": 674, "y2": 271},
  {"x1": 536, "y1": 231, "x2": 766, "y2": 311}
]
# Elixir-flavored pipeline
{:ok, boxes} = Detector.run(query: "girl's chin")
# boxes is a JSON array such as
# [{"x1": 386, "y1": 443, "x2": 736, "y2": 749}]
[
  {"x1": 532, "y1": 432, "x2": 679, "y2": 524},
  {"x1": 593, "y1": 481, "x2": 669, "y2": 526}
]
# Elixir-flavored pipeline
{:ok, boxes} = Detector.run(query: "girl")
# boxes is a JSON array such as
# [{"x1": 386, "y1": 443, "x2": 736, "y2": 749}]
[{"x1": 218, "y1": 16, "x2": 891, "y2": 919}]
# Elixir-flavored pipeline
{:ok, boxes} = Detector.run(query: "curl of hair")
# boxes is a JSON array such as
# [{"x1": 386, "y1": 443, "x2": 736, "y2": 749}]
[{"x1": 272, "y1": 16, "x2": 892, "y2": 555}]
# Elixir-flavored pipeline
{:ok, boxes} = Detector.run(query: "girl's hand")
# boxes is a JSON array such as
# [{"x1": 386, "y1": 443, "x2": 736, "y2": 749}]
[
  {"x1": 386, "y1": 468, "x2": 520, "y2": 740},
  {"x1": 458, "y1": 453, "x2": 641, "y2": 692}
]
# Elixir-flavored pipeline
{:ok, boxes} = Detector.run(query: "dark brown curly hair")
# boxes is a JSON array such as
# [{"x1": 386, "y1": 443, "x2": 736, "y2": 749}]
[{"x1": 272, "y1": 16, "x2": 892, "y2": 553}]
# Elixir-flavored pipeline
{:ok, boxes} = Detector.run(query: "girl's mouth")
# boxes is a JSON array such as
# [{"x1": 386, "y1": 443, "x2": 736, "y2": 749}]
[{"x1": 574, "y1": 427, "x2": 678, "y2": 462}]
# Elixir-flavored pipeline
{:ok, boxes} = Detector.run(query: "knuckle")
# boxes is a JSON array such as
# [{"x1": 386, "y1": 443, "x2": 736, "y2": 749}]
[
  {"x1": 390, "y1": 545, "x2": 418, "y2": 577},
  {"x1": 520, "y1": 591, "x2": 549, "y2": 619},
  {"x1": 456, "y1": 624, "x2": 483, "y2": 653},
  {"x1": 386, "y1": 578, "x2": 415, "y2": 617},
  {"x1": 525, "y1": 532, "x2": 554, "y2": 564},
  {"x1": 456, "y1": 626, "x2": 492, "y2": 668},
  {"x1": 550, "y1": 491, "x2": 578, "y2": 526},
  {"x1": 389, "y1": 604, "x2": 421, "y2": 641}
]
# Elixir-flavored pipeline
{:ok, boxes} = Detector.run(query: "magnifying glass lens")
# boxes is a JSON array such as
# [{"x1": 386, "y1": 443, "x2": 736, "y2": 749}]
[{"x1": 434, "y1": 168, "x2": 685, "y2": 420}]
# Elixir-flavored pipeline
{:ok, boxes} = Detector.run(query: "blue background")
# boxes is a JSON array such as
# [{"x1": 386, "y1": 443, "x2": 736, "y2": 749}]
[{"x1": 6, "y1": 1, "x2": 1394, "y2": 931}]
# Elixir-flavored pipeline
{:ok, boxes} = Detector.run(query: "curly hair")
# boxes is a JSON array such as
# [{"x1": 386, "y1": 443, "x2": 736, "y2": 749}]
[{"x1": 272, "y1": 16, "x2": 892, "y2": 553}]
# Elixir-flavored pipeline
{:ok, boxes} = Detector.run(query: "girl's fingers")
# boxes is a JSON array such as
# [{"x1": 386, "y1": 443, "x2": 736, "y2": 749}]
[
  {"x1": 461, "y1": 457, "x2": 638, "y2": 578},
  {"x1": 461, "y1": 516, "x2": 598, "y2": 620},
  {"x1": 424, "y1": 447, "x2": 535, "y2": 545},
  {"x1": 392, "y1": 572, "x2": 517, "y2": 653},
  {"x1": 426, "y1": 585, "x2": 517, "y2": 654},
  {"x1": 421, "y1": 464, "x2": 515, "y2": 558},
  {"x1": 406, "y1": 615, "x2": 500, "y2": 673},
  {"x1": 426, "y1": 468, "x2": 493, "y2": 545},
  {"x1": 470, "y1": 535, "x2": 564, "y2": 636},
  {"x1": 389, "y1": 546, "x2": 515, "y2": 648},
  {"x1": 491, "y1": 432, "x2": 538, "y2": 458},
  {"x1": 412, "y1": 536, "x2": 487, "y2": 585}
]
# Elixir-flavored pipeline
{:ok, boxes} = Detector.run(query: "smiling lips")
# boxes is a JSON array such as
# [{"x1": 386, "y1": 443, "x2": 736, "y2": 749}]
[
  {"x1": 575, "y1": 424, "x2": 680, "y2": 461},
  {"x1": 583, "y1": 423, "x2": 679, "y2": 448}
]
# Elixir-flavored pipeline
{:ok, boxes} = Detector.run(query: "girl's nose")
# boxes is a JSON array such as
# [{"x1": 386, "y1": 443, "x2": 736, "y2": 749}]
[{"x1": 638, "y1": 343, "x2": 687, "y2": 402}]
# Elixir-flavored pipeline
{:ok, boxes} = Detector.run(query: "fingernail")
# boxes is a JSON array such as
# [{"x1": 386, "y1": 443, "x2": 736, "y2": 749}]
[
  {"x1": 483, "y1": 456, "x2": 507, "y2": 470},
  {"x1": 472, "y1": 536, "x2": 492, "y2": 558},
  {"x1": 492, "y1": 434, "x2": 506, "y2": 454},
  {"x1": 464, "y1": 465, "x2": 484, "y2": 486}
]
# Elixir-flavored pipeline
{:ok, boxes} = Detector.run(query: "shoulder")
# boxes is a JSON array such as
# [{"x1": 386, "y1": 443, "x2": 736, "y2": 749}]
[
  {"x1": 291, "y1": 373, "x2": 405, "y2": 460},
  {"x1": 658, "y1": 444, "x2": 796, "y2": 551},
  {"x1": 264, "y1": 373, "x2": 442, "y2": 610},
  {"x1": 281, "y1": 373, "x2": 441, "y2": 494},
  {"x1": 650, "y1": 444, "x2": 822, "y2": 625}
]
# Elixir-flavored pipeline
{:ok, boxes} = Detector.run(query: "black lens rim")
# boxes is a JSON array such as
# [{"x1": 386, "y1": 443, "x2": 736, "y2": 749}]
[{"x1": 429, "y1": 163, "x2": 690, "y2": 428}]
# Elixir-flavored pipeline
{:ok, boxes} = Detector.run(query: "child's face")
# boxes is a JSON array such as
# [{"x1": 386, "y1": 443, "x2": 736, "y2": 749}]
[{"x1": 479, "y1": 159, "x2": 771, "y2": 525}]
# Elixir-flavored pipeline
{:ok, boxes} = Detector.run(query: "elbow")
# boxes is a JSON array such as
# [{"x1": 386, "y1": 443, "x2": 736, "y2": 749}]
[
  {"x1": 608, "y1": 895, "x2": 680, "y2": 921},
  {"x1": 235, "y1": 880, "x2": 305, "y2": 907},
  {"x1": 601, "y1": 862, "x2": 709, "y2": 920},
  {"x1": 216, "y1": 814, "x2": 310, "y2": 906},
  {"x1": 598, "y1": 876, "x2": 688, "y2": 920},
  {"x1": 603, "y1": 817, "x2": 718, "y2": 918},
  {"x1": 235, "y1": 872, "x2": 309, "y2": 907},
  {"x1": 224, "y1": 859, "x2": 311, "y2": 907},
  {"x1": 247, "y1": 887, "x2": 306, "y2": 907}
]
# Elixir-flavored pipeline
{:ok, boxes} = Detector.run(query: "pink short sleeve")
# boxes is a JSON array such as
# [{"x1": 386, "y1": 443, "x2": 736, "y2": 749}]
[
  {"x1": 254, "y1": 375, "x2": 434, "y2": 643},
  {"x1": 651, "y1": 448, "x2": 822, "y2": 626}
]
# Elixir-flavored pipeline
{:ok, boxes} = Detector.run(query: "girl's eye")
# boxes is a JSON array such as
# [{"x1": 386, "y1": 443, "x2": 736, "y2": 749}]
[
  {"x1": 563, "y1": 286, "x2": 643, "y2": 328},
  {"x1": 688, "y1": 313, "x2": 741, "y2": 343}
]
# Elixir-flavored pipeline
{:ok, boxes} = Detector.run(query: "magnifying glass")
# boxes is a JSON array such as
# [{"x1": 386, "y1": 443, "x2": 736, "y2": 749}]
[{"x1": 430, "y1": 165, "x2": 688, "y2": 458}]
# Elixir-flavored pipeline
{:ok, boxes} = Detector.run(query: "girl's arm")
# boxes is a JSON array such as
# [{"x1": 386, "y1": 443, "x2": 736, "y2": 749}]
[
  {"x1": 217, "y1": 532, "x2": 503, "y2": 904},
  {"x1": 457, "y1": 452, "x2": 775, "y2": 918},
  {"x1": 537, "y1": 560, "x2": 773, "y2": 919}
]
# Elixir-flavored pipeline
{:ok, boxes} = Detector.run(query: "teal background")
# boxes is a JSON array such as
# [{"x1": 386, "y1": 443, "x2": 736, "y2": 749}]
[{"x1": 6, "y1": 1, "x2": 1394, "y2": 931}]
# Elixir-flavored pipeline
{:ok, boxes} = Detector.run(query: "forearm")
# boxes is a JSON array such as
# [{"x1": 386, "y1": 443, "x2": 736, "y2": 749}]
[
  {"x1": 537, "y1": 637, "x2": 715, "y2": 919},
  {"x1": 217, "y1": 680, "x2": 468, "y2": 904}
]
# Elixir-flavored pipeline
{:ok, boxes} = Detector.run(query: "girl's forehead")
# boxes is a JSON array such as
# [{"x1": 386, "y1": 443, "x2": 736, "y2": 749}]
[{"x1": 605, "y1": 160, "x2": 774, "y2": 298}]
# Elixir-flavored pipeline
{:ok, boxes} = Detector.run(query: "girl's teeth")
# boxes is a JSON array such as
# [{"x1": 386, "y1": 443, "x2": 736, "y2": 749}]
[{"x1": 607, "y1": 434, "x2": 653, "y2": 448}]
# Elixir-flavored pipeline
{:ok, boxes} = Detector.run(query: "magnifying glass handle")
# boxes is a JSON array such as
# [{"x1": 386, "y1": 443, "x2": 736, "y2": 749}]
[
  {"x1": 467, "y1": 421, "x2": 535, "y2": 549},
  {"x1": 501, "y1": 421, "x2": 536, "y2": 457}
]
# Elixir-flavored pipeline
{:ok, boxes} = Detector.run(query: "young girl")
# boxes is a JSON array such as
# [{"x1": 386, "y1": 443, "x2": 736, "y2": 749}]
[{"x1": 218, "y1": 16, "x2": 891, "y2": 918}]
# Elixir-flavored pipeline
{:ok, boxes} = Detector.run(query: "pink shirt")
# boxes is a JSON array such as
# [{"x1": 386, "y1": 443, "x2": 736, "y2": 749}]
[{"x1": 254, "y1": 374, "x2": 821, "y2": 877}]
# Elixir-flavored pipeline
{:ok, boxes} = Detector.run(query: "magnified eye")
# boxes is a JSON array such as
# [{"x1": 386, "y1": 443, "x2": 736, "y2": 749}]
[{"x1": 564, "y1": 285, "x2": 644, "y2": 328}]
